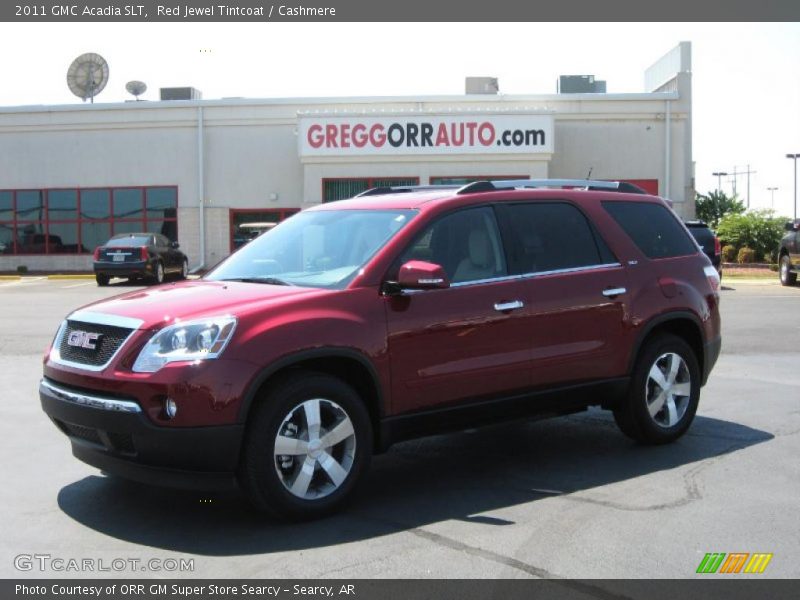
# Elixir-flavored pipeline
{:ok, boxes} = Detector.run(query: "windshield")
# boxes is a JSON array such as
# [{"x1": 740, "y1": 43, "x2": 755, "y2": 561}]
[{"x1": 207, "y1": 209, "x2": 416, "y2": 289}]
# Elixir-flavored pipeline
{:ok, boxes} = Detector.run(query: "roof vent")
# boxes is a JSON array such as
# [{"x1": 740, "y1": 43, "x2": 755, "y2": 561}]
[
  {"x1": 159, "y1": 87, "x2": 202, "y2": 101},
  {"x1": 465, "y1": 77, "x2": 499, "y2": 94},
  {"x1": 558, "y1": 75, "x2": 606, "y2": 94}
]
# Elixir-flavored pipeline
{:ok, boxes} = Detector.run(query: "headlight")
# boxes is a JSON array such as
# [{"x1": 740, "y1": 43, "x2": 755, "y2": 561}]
[{"x1": 132, "y1": 316, "x2": 237, "y2": 373}]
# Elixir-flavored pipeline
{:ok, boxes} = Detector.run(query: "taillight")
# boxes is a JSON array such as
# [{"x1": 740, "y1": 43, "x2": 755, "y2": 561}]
[
  {"x1": 704, "y1": 265, "x2": 720, "y2": 293},
  {"x1": 92, "y1": 247, "x2": 101, "y2": 260},
  {"x1": 713, "y1": 236, "x2": 721, "y2": 256},
  {"x1": 140, "y1": 247, "x2": 149, "y2": 260}
]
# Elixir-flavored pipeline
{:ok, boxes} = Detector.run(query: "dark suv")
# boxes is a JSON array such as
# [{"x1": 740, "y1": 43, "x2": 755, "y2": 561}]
[
  {"x1": 778, "y1": 219, "x2": 800, "y2": 286},
  {"x1": 684, "y1": 220, "x2": 721, "y2": 276},
  {"x1": 40, "y1": 179, "x2": 721, "y2": 519}
]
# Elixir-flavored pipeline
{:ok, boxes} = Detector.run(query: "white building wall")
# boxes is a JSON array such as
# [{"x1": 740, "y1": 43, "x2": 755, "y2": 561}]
[{"x1": 0, "y1": 80, "x2": 692, "y2": 271}]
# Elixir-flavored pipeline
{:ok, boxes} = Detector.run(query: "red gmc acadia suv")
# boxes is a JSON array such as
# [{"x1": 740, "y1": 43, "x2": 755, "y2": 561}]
[{"x1": 40, "y1": 179, "x2": 722, "y2": 519}]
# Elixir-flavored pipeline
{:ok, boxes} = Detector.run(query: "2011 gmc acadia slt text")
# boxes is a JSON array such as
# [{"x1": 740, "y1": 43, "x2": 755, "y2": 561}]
[{"x1": 40, "y1": 179, "x2": 721, "y2": 519}]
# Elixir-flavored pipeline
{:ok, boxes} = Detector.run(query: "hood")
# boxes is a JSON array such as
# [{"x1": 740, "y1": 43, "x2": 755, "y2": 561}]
[{"x1": 69, "y1": 280, "x2": 329, "y2": 330}]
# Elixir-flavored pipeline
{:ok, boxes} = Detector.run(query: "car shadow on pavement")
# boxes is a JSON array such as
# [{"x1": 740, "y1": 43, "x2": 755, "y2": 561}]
[{"x1": 57, "y1": 411, "x2": 773, "y2": 556}]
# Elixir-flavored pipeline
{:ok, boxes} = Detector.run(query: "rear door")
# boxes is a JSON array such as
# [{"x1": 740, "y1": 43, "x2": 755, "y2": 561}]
[
  {"x1": 385, "y1": 206, "x2": 531, "y2": 414},
  {"x1": 495, "y1": 201, "x2": 631, "y2": 388}
]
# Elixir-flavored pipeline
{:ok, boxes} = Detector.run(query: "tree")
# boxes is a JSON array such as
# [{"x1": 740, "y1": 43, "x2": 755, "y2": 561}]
[
  {"x1": 715, "y1": 209, "x2": 787, "y2": 262},
  {"x1": 695, "y1": 191, "x2": 745, "y2": 228}
]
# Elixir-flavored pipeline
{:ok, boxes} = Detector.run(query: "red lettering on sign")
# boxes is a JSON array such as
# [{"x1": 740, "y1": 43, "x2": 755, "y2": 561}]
[
  {"x1": 370, "y1": 124, "x2": 386, "y2": 147},
  {"x1": 307, "y1": 124, "x2": 324, "y2": 149},
  {"x1": 325, "y1": 124, "x2": 338, "y2": 148},
  {"x1": 352, "y1": 124, "x2": 368, "y2": 147},
  {"x1": 478, "y1": 122, "x2": 495, "y2": 146},
  {"x1": 435, "y1": 123, "x2": 450, "y2": 146}
]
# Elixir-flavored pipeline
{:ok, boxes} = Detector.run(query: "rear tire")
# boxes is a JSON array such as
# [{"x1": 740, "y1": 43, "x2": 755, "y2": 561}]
[
  {"x1": 613, "y1": 334, "x2": 700, "y2": 445},
  {"x1": 780, "y1": 255, "x2": 797, "y2": 286},
  {"x1": 238, "y1": 372, "x2": 372, "y2": 520},
  {"x1": 179, "y1": 258, "x2": 189, "y2": 280},
  {"x1": 152, "y1": 262, "x2": 165, "y2": 285},
  {"x1": 95, "y1": 274, "x2": 109, "y2": 286}
]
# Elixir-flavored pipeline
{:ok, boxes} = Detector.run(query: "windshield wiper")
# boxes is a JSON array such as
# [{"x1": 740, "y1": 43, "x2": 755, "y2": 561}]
[{"x1": 219, "y1": 276, "x2": 293, "y2": 286}]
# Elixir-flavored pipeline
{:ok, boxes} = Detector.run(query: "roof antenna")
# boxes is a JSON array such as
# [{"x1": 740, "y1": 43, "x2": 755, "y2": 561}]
[{"x1": 586, "y1": 167, "x2": 593, "y2": 180}]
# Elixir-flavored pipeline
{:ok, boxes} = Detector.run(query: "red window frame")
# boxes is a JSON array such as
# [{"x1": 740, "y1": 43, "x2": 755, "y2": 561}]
[
  {"x1": 321, "y1": 177, "x2": 421, "y2": 203},
  {"x1": 0, "y1": 186, "x2": 178, "y2": 256}
]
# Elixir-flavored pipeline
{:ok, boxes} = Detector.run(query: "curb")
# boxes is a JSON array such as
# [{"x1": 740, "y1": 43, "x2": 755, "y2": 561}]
[
  {"x1": 46, "y1": 274, "x2": 96, "y2": 280},
  {"x1": 0, "y1": 275, "x2": 21, "y2": 281}
]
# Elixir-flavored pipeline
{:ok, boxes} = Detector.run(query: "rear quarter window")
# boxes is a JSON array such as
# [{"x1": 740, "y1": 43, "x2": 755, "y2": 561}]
[{"x1": 602, "y1": 201, "x2": 697, "y2": 259}]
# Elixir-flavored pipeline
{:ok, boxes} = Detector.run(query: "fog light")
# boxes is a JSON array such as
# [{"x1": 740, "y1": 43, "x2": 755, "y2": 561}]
[{"x1": 164, "y1": 398, "x2": 178, "y2": 419}]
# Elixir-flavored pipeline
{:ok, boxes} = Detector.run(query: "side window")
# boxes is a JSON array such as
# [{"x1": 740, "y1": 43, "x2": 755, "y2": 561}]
[
  {"x1": 496, "y1": 202, "x2": 613, "y2": 275},
  {"x1": 399, "y1": 206, "x2": 507, "y2": 284},
  {"x1": 603, "y1": 201, "x2": 696, "y2": 259}
]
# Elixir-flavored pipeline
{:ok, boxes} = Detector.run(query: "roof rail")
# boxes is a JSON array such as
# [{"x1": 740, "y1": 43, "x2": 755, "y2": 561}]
[
  {"x1": 356, "y1": 185, "x2": 461, "y2": 197},
  {"x1": 457, "y1": 179, "x2": 648, "y2": 195}
]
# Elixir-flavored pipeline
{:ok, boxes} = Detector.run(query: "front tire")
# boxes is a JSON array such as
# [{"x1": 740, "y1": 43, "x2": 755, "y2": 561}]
[
  {"x1": 238, "y1": 372, "x2": 372, "y2": 519},
  {"x1": 780, "y1": 255, "x2": 797, "y2": 286},
  {"x1": 613, "y1": 334, "x2": 700, "y2": 444}
]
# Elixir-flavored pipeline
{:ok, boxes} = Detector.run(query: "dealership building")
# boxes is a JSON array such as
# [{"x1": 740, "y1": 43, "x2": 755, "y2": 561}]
[{"x1": 0, "y1": 43, "x2": 693, "y2": 273}]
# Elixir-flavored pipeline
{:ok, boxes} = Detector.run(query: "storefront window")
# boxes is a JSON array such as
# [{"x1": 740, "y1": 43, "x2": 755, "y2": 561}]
[
  {"x1": 230, "y1": 209, "x2": 300, "y2": 251},
  {"x1": 322, "y1": 177, "x2": 419, "y2": 202},
  {"x1": 0, "y1": 186, "x2": 178, "y2": 255}
]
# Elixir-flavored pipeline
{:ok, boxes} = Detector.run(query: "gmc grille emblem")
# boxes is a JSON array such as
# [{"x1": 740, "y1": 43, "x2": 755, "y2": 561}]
[{"x1": 67, "y1": 330, "x2": 102, "y2": 350}]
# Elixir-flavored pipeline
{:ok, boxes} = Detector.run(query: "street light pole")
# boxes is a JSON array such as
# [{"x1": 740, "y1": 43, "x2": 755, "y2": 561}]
[
  {"x1": 767, "y1": 187, "x2": 778, "y2": 209},
  {"x1": 788, "y1": 154, "x2": 799, "y2": 220},
  {"x1": 712, "y1": 171, "x2": 728, "y2": 192}
]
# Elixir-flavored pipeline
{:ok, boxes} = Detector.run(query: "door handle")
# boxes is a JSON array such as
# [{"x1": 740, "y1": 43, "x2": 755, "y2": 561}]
[
  {"x1": 602, "y1": 287, "x2": 626, "y2": 298},
  {"x1": 494, "y1": 300, "x2": 524, "y2": 312}
]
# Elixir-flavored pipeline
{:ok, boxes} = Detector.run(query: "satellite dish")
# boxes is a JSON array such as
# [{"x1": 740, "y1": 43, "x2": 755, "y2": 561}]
[
  {"x1": 66, "y1": 53, "x2": 109, "y2": 103},
  {"x1": 125, "y1": 80, "x2": 147, "y2": 100}
]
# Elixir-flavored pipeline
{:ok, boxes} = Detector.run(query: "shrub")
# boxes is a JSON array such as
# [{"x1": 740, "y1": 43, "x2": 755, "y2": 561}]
[
  {"x1": 16, "y1": 265, "x2": 28, "y2": 274},
  {"x1": 737, "y1": 247, "x2": 755, "y2": 264},
  {"x1": 716, "y1": 209, "x2": 787, "y2": 262},
  {"x1": 721, "y1": 245, "x2": 737, "y2": 262}
]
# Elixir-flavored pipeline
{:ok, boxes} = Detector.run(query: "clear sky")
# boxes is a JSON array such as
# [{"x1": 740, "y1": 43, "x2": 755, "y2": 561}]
[{"x1": 1, "y1": 22, "x2": 798, "y2": 216}]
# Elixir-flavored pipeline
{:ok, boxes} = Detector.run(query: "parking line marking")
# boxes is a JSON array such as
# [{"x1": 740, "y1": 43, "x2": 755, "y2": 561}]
[{"x1": 61, "y1": 282, "x2": 94, "y2": 289}]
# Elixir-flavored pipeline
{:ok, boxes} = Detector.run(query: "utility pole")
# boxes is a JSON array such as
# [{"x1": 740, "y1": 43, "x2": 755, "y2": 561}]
[
  {"x1": 729, "y1": 165, "x2": 757, "y2": 207},
  {"x1": 788, "y1": 154, "x2": 799, "y2": 220},
  {"x1": 712, "y1": 171, "x2": 728, "y2": 191},
  {"x1": 767, "y1": 187, "x2": 778, "y2": 209}
]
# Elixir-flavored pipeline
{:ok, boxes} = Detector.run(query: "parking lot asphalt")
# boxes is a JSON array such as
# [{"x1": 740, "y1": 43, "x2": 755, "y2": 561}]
[{"x1": 1, "y1": 277, "x2": 798, "y2": 579}]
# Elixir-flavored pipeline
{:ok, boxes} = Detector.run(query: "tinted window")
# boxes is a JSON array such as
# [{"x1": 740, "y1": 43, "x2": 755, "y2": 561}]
[
  {"x1": 47, "y1": 190, "x2": 78, "y2": 220},
  {"x1": 400, "y1": 206, "x2": 507, "y2": 284},
  {"x1": 496, "y1": 202, "x2": 613, "y2": 274},
  {"x1": 603, "y1": 202, "x2": 696, "y2": 259},
  {"x1": 81, "y1": 189, "x2": 110, "y2": 219},
  {"x1": 113, "y1": 189, "x2": 143, "y2": 219},
  {"x1": 108, "y1": 235, "x2": 152, "y2": 247},
  {"x1": 0, "y1": 191, "x2": 12, "y2": 221}
]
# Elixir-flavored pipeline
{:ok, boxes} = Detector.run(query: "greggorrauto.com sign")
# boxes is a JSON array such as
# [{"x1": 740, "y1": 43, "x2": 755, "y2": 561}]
[{"x1": 298, "y1": 114, "x2": 554, "y2": 157}]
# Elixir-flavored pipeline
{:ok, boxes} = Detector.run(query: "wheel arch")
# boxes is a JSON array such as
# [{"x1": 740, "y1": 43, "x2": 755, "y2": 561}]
[
  {"x1": 629, "y1": 312, "x2": 705, "y2": 382},
  {"x1": 237, "y1": 348, "x2": 385, "y2": 448}
]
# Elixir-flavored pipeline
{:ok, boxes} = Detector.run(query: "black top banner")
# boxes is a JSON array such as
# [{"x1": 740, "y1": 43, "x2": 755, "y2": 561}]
[{"x1": 2, "y1": 0, "x2": 800, "y2": 22}]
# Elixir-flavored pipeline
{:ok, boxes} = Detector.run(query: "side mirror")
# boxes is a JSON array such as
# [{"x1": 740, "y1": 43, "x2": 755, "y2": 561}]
[
  {"x1": 171, "y1": 241, "x2": 180, "y2": 249},
  {"x1": 385, "y1": 261, "x2": 449, "y2": 294}
]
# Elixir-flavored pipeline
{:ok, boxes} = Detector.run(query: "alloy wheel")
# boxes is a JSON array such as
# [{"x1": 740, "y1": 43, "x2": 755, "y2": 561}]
[
  {"x1": 645, "y1": 352, "x2": 692, "y2": 428},
  {"x1": 273, "y1": 398, "x2": 356, "y2": 500}
]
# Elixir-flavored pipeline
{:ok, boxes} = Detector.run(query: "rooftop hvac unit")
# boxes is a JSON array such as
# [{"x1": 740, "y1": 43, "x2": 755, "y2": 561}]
[
  {"x1": 159, "y1": 87, "x2": 202, "y2": 101},
  {"x1": 558, "y1": 75, "x2": 606, "y2": 94},
  {"x1": 465, "y1": 77, "x2": 499, "y2": 95}
]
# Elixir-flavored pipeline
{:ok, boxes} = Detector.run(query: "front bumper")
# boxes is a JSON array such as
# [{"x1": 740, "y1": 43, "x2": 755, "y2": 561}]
[{"x1": 40, "y1": 378, "x2": 242, "y2": 490}]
